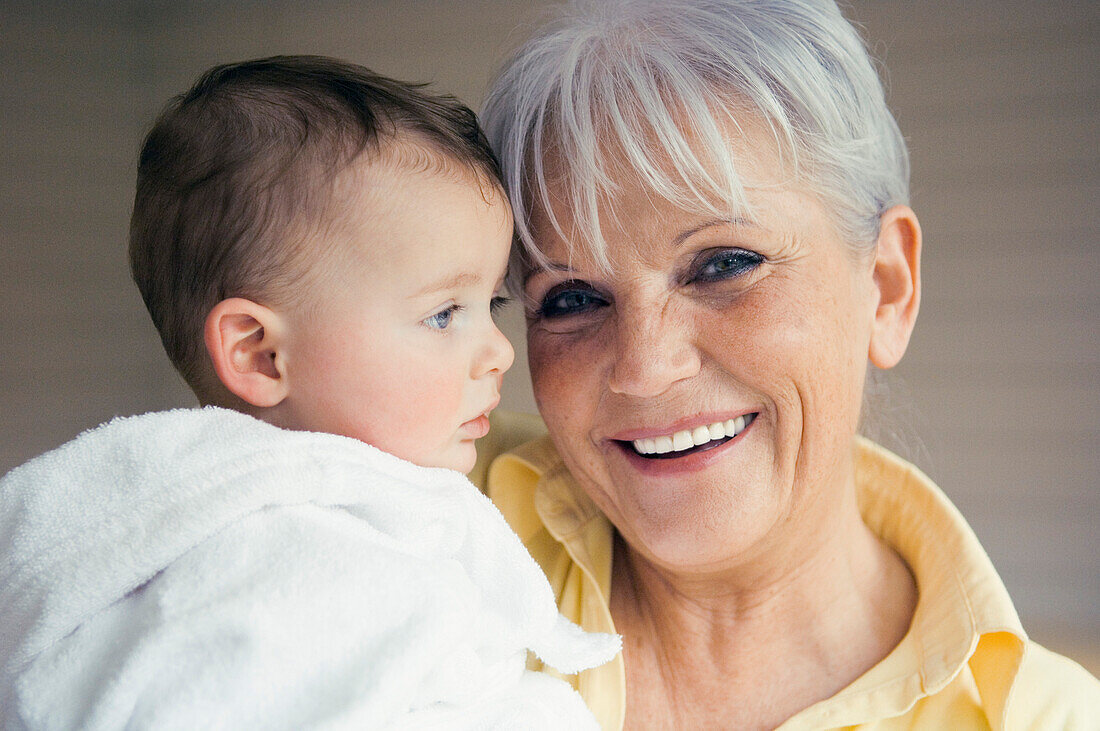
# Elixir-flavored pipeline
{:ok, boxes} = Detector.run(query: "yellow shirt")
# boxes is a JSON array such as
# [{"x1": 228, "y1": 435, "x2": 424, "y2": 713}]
[{"x1": 473, "y1": 412, "x2": 1100, "y2": 730}]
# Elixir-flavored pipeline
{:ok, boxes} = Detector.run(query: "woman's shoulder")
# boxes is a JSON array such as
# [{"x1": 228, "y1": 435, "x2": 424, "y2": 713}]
[{"x1": 1007, "y1": 641, "x2": 1100, "y2": 728}]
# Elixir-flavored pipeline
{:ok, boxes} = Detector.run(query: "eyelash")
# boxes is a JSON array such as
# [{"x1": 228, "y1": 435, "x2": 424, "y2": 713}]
[
  {"x1": 424, "y1": 295, "x2": 511, "y2": 331},
  {"x1": 689, "y1": 248, "x2": 764, "y2": 284},
  {"x1": 535, "y1": 280, "x2": 609, "y2": 319},
  {"x1": 533, "y1": 249, "x2": 763, "y2": 320},
  {"x1": 423, "y1": 304, "x2": 462, "y2": 330}
]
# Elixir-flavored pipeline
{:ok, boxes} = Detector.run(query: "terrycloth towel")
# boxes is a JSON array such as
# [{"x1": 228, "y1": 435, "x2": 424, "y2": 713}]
[{"x1": 0, "y1": 407, "x2": 619, "y2": 729}]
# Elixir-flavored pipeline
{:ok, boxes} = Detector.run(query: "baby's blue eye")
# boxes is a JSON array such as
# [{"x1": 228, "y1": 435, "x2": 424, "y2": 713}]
[{"x1": 424, "y1": 305, "x2": 459, "y2": 330}]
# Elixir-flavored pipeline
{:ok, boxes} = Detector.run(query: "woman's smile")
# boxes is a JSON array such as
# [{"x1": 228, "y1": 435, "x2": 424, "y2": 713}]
[
  {"x1": 607, "y1": 411, "x2": 759, "y2": 477},
  {"x1": 616, "y1": 411, "x2": 757, "y2": 457}
]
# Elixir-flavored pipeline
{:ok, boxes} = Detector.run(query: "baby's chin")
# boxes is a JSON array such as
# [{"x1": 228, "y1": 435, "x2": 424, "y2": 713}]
[
  {"x1": 442, "y1": 445, "x2": 478, "y2": 475},
  {"x1": 283, "y1": 419, "x2": 477, "y2": 474},
  {"x1": 401, "y1": 441, "x2": 478, "y2": 474}
]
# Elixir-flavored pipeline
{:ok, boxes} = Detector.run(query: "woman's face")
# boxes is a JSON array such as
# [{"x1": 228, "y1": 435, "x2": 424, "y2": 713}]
[{"x1": 523, "y1": 126, "x2": 891, "y2": 576}]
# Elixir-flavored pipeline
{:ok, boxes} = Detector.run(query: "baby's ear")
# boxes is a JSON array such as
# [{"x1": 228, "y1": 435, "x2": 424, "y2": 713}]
[
  {"x1": 868, "y1": 205, "x2": 922, "y2": 369},
  {"x1": 204, "y1": 298, "x2": 289, "y2": 407}
]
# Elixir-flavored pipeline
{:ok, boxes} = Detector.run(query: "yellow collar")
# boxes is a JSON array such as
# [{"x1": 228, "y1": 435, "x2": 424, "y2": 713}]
[{"x1": 489, "y1": 435, "x2": 1027, "y2": 730}]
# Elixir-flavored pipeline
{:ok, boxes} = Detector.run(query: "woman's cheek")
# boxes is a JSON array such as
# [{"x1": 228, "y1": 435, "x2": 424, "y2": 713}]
[
  {"x1": 529, "y1": 330, "x2": 577, "y2": 415},
  {"x1": 529, "y1": 327, "x2": 603, "y2": 435}
]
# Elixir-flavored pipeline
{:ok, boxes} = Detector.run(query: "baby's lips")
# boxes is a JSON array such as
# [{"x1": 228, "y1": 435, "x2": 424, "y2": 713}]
[{"x1": 461, "y1": 414, "x2": 492, "y2": 439}]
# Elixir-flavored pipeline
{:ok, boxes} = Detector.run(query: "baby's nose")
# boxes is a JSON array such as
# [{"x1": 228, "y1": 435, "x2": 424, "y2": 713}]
[{"x1": 476, "y1": 322, "x2": 515, "y2": 377}]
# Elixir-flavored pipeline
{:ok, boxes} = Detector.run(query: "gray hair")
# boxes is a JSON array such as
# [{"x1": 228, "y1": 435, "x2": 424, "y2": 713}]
[{"x1": 481, "y1": 0, "x2": 910, "y2": 276}]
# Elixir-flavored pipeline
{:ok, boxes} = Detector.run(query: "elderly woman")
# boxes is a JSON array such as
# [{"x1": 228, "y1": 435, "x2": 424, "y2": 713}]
[{"x1": 471, "y1": 0, "x2": 1100, "y2": 728}]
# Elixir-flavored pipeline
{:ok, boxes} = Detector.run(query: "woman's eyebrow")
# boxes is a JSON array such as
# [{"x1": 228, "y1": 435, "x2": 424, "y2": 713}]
[
  {"x1": 522, "y1": 261, "x2": 572, "y2": 286},
  {"x1": 673, "y1": 217, "x2": 755, "y2": 246}
]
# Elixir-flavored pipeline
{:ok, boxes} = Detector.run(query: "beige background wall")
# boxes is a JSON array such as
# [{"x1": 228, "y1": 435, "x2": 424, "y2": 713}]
[{"x1": 2, "y1": 1, "x2": 1097, "y2": 671}]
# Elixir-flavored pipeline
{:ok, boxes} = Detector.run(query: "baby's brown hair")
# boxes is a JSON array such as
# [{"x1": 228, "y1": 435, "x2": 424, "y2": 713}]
[{"x1": 129, "y1": 55, "x2": 503, "y2": 398}]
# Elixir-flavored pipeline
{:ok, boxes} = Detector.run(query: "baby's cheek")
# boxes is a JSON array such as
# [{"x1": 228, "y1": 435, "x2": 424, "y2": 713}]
[{"x1": 409, "y1": 373, "x2": 465, "y2": 434}]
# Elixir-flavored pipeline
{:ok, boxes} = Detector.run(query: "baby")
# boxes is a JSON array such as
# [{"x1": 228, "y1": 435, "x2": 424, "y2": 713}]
[{"x1": 0, "y1": 56, "x2": 617, "y2": 729}]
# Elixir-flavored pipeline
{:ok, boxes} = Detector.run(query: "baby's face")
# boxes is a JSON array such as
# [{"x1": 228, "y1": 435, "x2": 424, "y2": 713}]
[{"x1": 279, "y1": 155, "x2": 515, "y2": 472}]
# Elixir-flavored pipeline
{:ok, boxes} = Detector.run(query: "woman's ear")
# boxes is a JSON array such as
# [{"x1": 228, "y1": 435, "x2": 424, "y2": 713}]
[
  {"x1": 204, "y1": 298, "x2": 289, "y2": 408},
  {"x1": 868, "y1": 205, "x2": 922, "y2": 369}
]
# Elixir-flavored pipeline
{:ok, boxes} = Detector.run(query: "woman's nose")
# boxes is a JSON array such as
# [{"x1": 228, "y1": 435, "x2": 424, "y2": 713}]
[
  {"x1": 474, "y1": 320, "x2": 515, "y2": 378},
  {"x1": 606, "y1": 305, "x2": 700, "y2": 398}
]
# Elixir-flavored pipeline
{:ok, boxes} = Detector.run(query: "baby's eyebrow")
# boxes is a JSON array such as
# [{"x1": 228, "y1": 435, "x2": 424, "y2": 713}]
[{"x1": 412, "y1": 270, "x2": 482, "y2": 297}]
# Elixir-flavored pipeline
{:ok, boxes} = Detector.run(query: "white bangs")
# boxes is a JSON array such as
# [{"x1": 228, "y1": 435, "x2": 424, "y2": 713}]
[{"x1": 482, "y1": 0, "x2": 910, "y2": 283}]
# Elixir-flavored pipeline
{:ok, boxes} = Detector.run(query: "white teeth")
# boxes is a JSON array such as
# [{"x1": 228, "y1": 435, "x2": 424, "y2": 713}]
[{"x1": 631, "y1": 414, "x2": 754, "y2": 455}]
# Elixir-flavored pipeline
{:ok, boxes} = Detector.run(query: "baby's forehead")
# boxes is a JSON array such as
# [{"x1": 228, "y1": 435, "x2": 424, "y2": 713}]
[
  {"x1": 311, "y1": 144, "x2": 504, "y2": 248},
  {"x1": 341, "y1": 147, "x2": 505, "y2": 219},
  {"x1": 291, "y1": 143, "x2": 511, "y2": 284},
  {"x1": 341, "y1": 135, "x2": 503, "y2": 196}
]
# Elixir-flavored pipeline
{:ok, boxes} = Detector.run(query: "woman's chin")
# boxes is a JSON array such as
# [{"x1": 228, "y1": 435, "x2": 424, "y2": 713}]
[
  {"x1": 617, "y1": 507, "x2": 784, "y2": 581},
  {"x1": 602, "y1": 468, "x2": 788, "y2": 576}
]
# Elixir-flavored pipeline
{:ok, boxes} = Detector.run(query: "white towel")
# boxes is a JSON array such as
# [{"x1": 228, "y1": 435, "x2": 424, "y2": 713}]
[{"x1": 0, "y1": 407, "x2": 619, "y2": 729}]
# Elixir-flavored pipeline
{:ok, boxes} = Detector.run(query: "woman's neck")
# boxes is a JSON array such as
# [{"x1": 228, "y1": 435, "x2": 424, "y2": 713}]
[{"x1": 611, "y1": 487, "x2": 918, "y2": 730}]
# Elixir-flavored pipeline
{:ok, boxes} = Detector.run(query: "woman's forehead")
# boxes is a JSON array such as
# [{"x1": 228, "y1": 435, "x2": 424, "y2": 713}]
[
  {"x1": 524, "y1": 113, "x2": 790, "y2": 255},
  {"x1": 544, "y1": 100, "x2": 785, "y2": 187}
]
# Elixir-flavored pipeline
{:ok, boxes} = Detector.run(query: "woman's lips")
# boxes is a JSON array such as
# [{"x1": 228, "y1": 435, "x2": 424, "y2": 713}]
[
  {"x1": 610, "y1": 412, "x2": 758, "y2": 473},
  {"x1": 610, "y1": 413, "x2": 757, "y2": 452},
  {"x1": 627, "y1": 413, "x2": 756, "y2": 457}
]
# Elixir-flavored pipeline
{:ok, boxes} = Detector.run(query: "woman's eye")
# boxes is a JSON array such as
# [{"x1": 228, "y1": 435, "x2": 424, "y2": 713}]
[
  {"x1": 692, "y1": 249, "x2": 764, "y2": 283},
  {"x1": 423, "y1": 304, "x2": 460, "y2": 330},
  {"x1": 535, "y1": 281, "x2": 608, "y2": 318}
]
